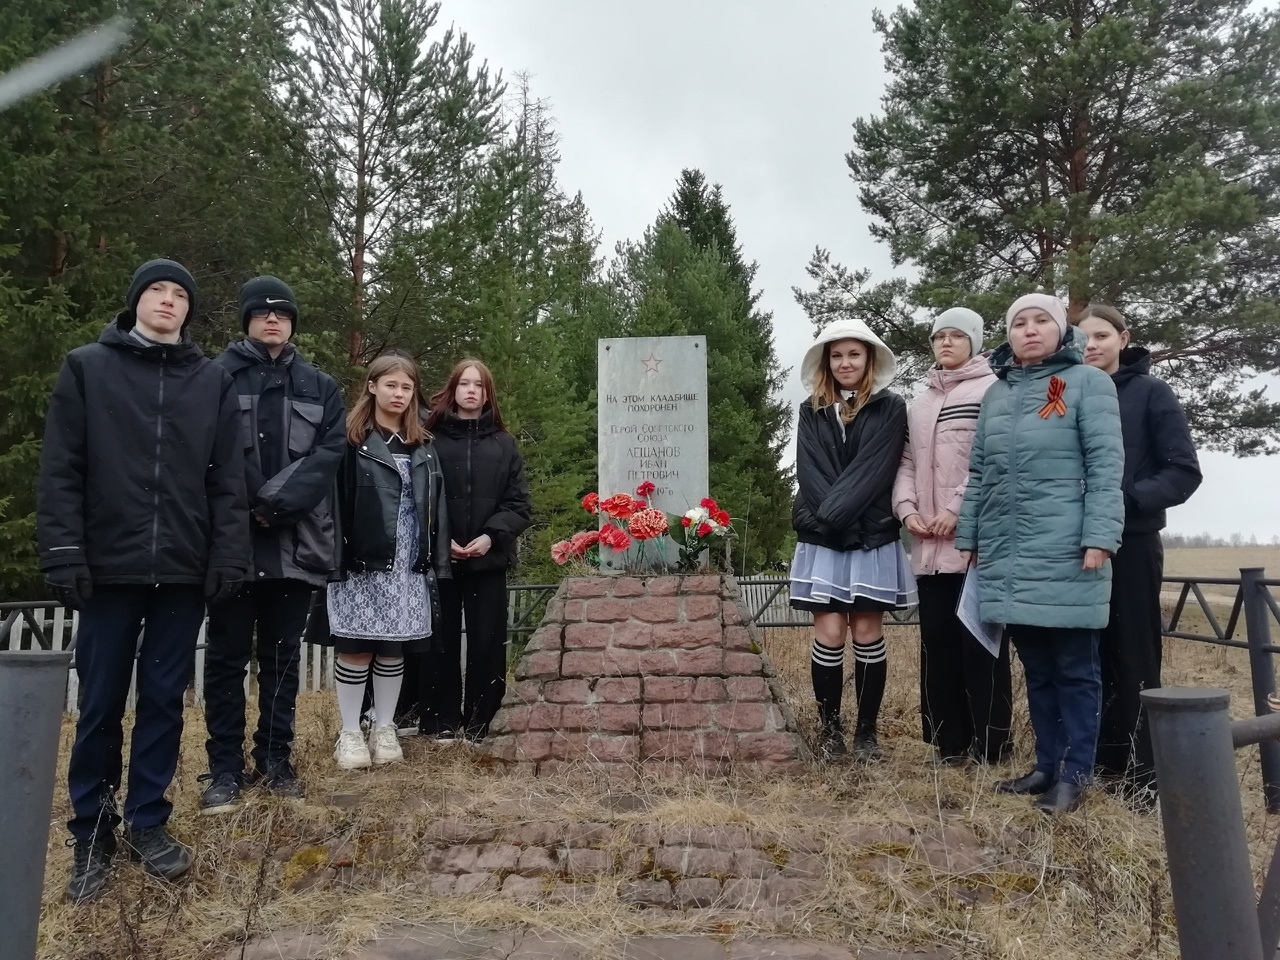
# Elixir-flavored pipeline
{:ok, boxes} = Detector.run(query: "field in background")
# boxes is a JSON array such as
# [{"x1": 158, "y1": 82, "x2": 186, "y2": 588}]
[{"x1": 1162, "y1": 545, "x2": 1280, "y2": 578}]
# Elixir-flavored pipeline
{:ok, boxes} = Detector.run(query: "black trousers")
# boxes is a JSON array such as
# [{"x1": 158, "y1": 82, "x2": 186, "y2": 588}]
[
  {"x1": 1097, "y1": 532, "x2": 1164, "y2": 786},
  {"x1": 203, "y1": 580, "x2": 313, "y2": 777},
  {"x1": 420, "y1": 569, "x2": 509, "y2": 736},
  {"x1": 917, "y1": 573, "x2": 1013, "y2": 762},
  {"x1": 68, "y1": 585, "x2": 205, "y2": 843}
]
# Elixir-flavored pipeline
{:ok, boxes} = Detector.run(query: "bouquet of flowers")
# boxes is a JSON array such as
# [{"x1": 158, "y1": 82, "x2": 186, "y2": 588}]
[{"x1": 551, "y1": 483, "x2": 733, "y2": 573}]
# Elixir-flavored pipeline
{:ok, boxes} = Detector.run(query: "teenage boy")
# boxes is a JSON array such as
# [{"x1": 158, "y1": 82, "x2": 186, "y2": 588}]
[
  {"x1": 38, "y1": 259, "x2": 250, "y2": 903},
  {"x1": 199, "y1": 277, "x2": 346, "y2": 812}
]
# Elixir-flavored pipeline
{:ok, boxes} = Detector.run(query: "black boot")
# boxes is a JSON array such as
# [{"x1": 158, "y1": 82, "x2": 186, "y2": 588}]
[
  {"x1": 125, "y1": 825, "x2": 193, "y2": 881},
  {"x1": 994, "y1": 769, "x2": 1054, "y2": 795},
  {"x1": 248, "y1": 759, "x2": 306, "y2": 800},
  {"x1": 198, "y1": 772, "x2": 243, "y2": 815},
  {"x1": 852, "y1": 723, "x2": 883, "y2": 763},
  {"x1": 1034, "y1": 780, "x2": 1087, "y2": 814},
  {"x1": 817, "y1": 712, "x2": 848, "y2": 761},
  {"x1": 65, "y1": 833, "x2": 116, "y2": 903}
]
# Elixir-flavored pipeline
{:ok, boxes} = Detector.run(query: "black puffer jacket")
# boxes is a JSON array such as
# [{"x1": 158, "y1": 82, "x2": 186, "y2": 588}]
[
  {"x1": 37, "y1": 319, "x2": 250, "y2": 584},
  {"x1": 216, "y1": 339, "x2": 346, "y2": 585},
  {"x1": 431, "y1": 410, "x2": 532, "y2": 573},
  {"x1": 1112, "y1": 346, "x2": 1202, "y2": 534},
  {"x1": 793, "y1": 390, "x2": 908, "y2": 552},
  {"x1": 332, "y1": 429, "x2": 451, "y2": 586}
]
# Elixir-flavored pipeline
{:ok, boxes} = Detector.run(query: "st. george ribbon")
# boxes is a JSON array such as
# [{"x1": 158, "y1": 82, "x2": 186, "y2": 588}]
[{"x1": 0, "y1": 17, "x2": 130, "y2": 112}]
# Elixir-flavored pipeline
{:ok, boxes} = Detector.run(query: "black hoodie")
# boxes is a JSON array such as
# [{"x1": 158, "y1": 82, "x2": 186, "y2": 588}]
[
  {"x1": 1111, "y1": 346, "x2": 1202, "y2": 535},
  {"x1": 37, "y1": 317, "x2": 250, "y2": 584}
]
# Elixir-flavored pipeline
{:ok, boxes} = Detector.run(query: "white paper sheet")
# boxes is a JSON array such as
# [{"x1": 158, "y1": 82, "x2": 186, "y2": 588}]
[{"x1": 958, "y1": 566, "x2": 1004, "y2": 658}]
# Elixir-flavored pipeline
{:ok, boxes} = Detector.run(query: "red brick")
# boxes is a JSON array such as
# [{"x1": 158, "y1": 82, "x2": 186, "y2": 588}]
[
  {"x1": 455, "y1": 872, "x2": 500, "y2": 895},
  {"x1": 733, "y1": 848, "x2": 780, "y2": 879},
  {"x1": 674, "y1": 878, "x2": 722, "y2": 908},
  {"x1": 673, "y1": 647, "x2": 724, "y2": 675},
  {"x1": 715, "y1": 702, "x2": 766, "y2": 732},
  {"x1": 630, "y1": 597, "x2": 680, "y2": 623},
  {"x1": 651, "y1": 622, "x2": 721, "y2": 649},
  {"x1": 610, "y1": 621, "x2": 654, "y2": 649},
  {"x1": 656, "y1": 845, "x2": 734, "y2": 877},
  {"x1": 484, "y1": 735, "x2": 517, "y2": 761},
  {"x1": 721, "y1": 878, "x2": 766, "y2": 909},
  {"x1": 563, "y1": 848, "x2": 612, "y2": 878},
  {"x1": 515, "y1": 733, "x2": 554, "y2": 761},
  {"x1": 544, "y1": 679, "x2": 591, "y2": 703},
  {"x1": 683, "y1": 595, "x2": 722, "y2": 621},
  {"x1": 681, "y1": 575, "x2": 722, "y2": 594},
  {"x1": 602, "y1": 648, "x2": 642, "y2": 675},
  {"x1": 721, "y1": 601, "x2": 745, "y2": 625},
  {"x1": 558, "y1": 704, "x2": 598, "y2": 730},
  {"x1": 646, "y1": 577, "x2": 681, "y2": 596},
  {"x1": 764, "y1": 705, "x2": 785, "y2": 731},
  {"x1": 565, "y1": 822, "x2": 614, "y2": 846},
  {"x1": 766, "y1": 878, "x2": 821, "y2": 905},
  {"x1": 724, "y1": 652, "x2": 763, "y2": 675},
  {"x1": 610, "y1": 577, "x2": 646, "y2": 597},
  {"x1": 526, "y1": 624, "x2": 563, "y2": 651},
  {"x1": 515, "y1": 650, "x2": 561, "y2": 680},
  {"x1": 596, "y1": 704, "x2": 641, "y2": 733},
  {"x1": 583, "y1": 597, "x2": 632, "y2": 622},
  {"x1": 643, "y1": 702, "x2": 712, "y2": 729},
  {"x1": 692, "y1": 677, "x2": 727, "y2": 702},
  {"x1": 544, "y1": 598, "x2": 566, "y2": 622},
  {"x1": 501, "y1": 874, "x2": 546, "y2": 899},
  {"x1": 735, "y1": 733, "x2": 802, "y2": 762},
  {"x1": 639, "y1": 650, "x2": 678, "y2": 675},
  {"x1": 564, "y1": 623, "x2": 610, "y2": 650},
  {"x1": 549, "y1": 733, "x2": 590, "y2": 760},
  {"x1": 488, "y1": 714, "x2": 512, "y2": 735},
  {"x1": 586, "y1": 734, "x2": 640, "y2": 761},
  {"x1": 561, "y1": 652, "x2": 604, "y2": 677},
  {"x1": 566, "y1": 578, "x2": 611, "y2": 598},
  {"x1": 562, "y1": 599, "x2": 585, "y2": 621},
  {"x1": 620, "y1": 879, "x2": 672, "y2": 907},
  {"x1": 725, "y1": 677, "x2": 768, "y2": 701},
  {"x1": 723, "y1": 626, "x2": 754, "y2": 651},
  {"x1": 438, "y1": 845, "x2": 480, "y2": 873},
  {"x1": 695, "y1": 731, "x2": 735, "y2": 760},
  {"x1": 516, "y1": 847, "x2": 559, "y2": 875},
  {"x1": 500, "y1": 711, "x2": 529, "y2": 733},
  {"x1": 526, "y1": 703, "x2": 562, "y2": 730},
  {"x1": 476, "y1": 843, "x2": 521, "y2": 872},
  {"x1": 593, "y1": 677, "x2": 642, "y2": 703},
  {"x1": 509, "y1": 679, "x2": 544, "y2": 704},
  {"x1": 643, "y1": 676, "x2": 694, "y2": 702}
]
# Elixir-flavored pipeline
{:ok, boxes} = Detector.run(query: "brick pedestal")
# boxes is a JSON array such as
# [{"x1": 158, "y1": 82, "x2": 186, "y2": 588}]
[{"x1": 480, "y1": 575, "x2": 810, "y2": 774}]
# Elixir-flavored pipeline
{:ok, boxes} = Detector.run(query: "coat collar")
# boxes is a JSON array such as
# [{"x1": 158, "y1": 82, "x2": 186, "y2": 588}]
[
  {"x1": 990, "y1": 326, "x2": 1085, "y2": 382},
  {"x1": 926, "y1": 353, "x2": 994, "y2": 390}
]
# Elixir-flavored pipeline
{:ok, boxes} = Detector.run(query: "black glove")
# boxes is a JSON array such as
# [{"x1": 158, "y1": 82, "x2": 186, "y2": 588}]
[
  {"x1": 204, "y1": 567, "x2": 244, "y2": 606},
  {"x1": 46, "y1": 564, "x2": 93, "y2": 610}
]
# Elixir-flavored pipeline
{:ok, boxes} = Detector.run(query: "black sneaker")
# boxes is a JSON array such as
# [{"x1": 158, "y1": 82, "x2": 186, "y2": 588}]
[
  {"x1": 65, "y1": 834, "x2": 115, "y2": 903},
  {"x1": 249, "y1": 760, "x2": 306, "y2": 801},
  {"x1": 817, "y1": 716, "x2": 848, "y2": 761},
  {"x1": 124, "y1": 825, "x2": 193, "y2": 880},
  {"x1": 852, "y1": 726, "x2": 883, "y2": 763},
  {"x1": 197, "y1": 772, "x2": 243, "y2": 815}
]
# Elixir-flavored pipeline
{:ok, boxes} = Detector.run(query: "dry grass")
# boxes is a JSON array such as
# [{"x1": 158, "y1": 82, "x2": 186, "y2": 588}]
[
  {"x1": 35, "y1": 607, "x2": 1280, "y2": 960},
  {"x1": 1162, "y1": 546, "x2": 1280, "y2": 579}
]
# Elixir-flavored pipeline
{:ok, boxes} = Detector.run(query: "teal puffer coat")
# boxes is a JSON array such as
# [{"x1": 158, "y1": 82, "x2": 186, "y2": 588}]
[{"x1": 955, "y1": 327, "x2": 1124, "y2": 629}]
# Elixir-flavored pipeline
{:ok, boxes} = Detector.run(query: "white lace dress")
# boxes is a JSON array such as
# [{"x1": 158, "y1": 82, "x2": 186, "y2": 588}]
[{"x1": 327, "y1": 453, "x2": 432, "y2": 651}]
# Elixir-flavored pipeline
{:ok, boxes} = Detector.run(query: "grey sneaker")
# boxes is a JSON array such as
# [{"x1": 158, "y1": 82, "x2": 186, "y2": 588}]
[
  {"x1": 124, "y1": 825, "x2": 193, "y2": 880},
  {"x1": 66, "y1": 834, "x2": 115, "y2": 903}
]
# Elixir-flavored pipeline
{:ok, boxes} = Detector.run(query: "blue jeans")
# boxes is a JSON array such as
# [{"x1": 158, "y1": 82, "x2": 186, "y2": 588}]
[
  {"x1": 1009, "y1": 625, "x2": 1102, "y2": 785},
  {"x1": 67, "y1": 585, "x2": 205, "y2": 843}
]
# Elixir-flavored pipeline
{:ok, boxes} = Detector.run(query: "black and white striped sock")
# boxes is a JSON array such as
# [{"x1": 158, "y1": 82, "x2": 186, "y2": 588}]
[
  {"x1": 810, "y1": 638, "x2": 845, "y2": 724},
  {"x1": 335, "y1": 658, "x2": 370, "y2": 733},
  {"x1": 854, "y1": 637, "x2": 888, "y2": 730},
  {"x1": 371, "y1": 656, "x2": 406, "y2": 729}
]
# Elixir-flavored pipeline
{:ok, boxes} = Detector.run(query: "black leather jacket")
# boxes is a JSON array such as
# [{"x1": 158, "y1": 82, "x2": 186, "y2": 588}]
[
  {"x1": 792, "y1": 390, "x2": 908, "y2": 552},
  {"x1": 332, "y1": 429, "x2": 451, "y2": 600}
]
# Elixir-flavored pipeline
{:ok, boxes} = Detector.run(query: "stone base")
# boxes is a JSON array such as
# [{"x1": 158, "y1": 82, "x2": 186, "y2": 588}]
[{"x1": 480, "y1": 575, "x2": 810, "y2": 774}]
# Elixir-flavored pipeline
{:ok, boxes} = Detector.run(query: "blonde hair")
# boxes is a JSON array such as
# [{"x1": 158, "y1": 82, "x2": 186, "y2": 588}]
[
  {"x1": 346, "y1": 354, "x2": 428, "y2": 446},
  {"x1": 810, "y1": 340, "x2": 878, "y2": 423}
]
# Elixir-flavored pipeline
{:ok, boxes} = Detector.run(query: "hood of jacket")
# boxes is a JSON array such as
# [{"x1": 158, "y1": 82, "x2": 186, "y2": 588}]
[
  {"x1": 988, "y1": 324, "x2": 1085, "y2": 381},
  {"x1": 221, "y1": 337, "x2": 297, "y2": 370},
  {"x1": 925, "y1": 353, "x2": 994, "y2": 391},
  {"x1": 435, "y1": 408, "x2": 499, "y2": 440},
  {"x1": 100, "y1": 313, "x2": 205, "y2": 364},
  {"x1": 800, "y1": 318, "x2": 897, "y2": 395},
  {"x1": 1111, "y1": 345, "x2": 1152, "y2": 385}
]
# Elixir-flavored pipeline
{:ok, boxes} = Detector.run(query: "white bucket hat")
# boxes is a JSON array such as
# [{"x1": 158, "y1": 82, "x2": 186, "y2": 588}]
[{"x1": 800, "y1": 318, "x2": 897, "y2": 396}]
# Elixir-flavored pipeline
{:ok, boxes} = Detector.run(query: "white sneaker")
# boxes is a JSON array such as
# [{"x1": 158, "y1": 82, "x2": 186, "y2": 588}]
[
  {"x1": 369, "y1": 724, "x2": 404, "y2": 765},
  {"x1": 334, "y1": 729, "x2": 372, "y2": 770}
]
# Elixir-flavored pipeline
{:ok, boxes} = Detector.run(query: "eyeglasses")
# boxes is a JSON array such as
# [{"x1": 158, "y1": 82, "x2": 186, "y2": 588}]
[
  {"x1": 930, "y1": 331, "x2": 967, "y2": 345},
  {"x1": 249, "y1": 309, "x2": 293, "y2": 320}
]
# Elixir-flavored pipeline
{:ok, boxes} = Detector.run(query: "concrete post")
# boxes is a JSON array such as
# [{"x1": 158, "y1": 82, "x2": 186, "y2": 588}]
[{"x1": 1241, "y1": 566, "x2": 1280, "y2": 812}]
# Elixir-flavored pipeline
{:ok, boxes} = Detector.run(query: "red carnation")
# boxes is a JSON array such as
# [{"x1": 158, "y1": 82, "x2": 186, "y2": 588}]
[
  {"x1": 551, "y1": 540, "x2": 573, "y2": 565},
  {"x1": 599, "y1": 523, "x2": 633, "y2": 551},
  {"x1": 699, "y1": 497, "x2": 718, "y2": 510},
  {"x1": 600, "y1": 493, "x2": 640, "y2": 520},
  {"x1": 697, "y1": 521, "x2": 714, "y2": 537},
  {"x1": 581, "y1": 492, "x2": 600, "y2": 515},
  {"x1": 712, "y1": 509, "x2": 731, "y2": 527},
  {"x1": 636, "y1": 480, "x2": 656, "y2": 499},
  {"x1": 569, "y1": 530, "x2": 600, "y2": 555},
  {"x1": 628, "y1": 507, "x2": 669, "y2": 541},
  {"x1": 681, "y1": 515, "x2": 693, "y2": 528}
]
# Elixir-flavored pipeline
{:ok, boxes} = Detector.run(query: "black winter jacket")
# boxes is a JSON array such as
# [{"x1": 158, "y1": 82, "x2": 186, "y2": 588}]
[
  {"x1": 1111, "y1": 347, "x2": 1202, "y2": 535},
  {"x1": 37, "y1": 319, "x2": 250, "y2": 584},
  {"x1": 793, "y1": 390, "x2": 908, "y2": 552},
  {"x1": 215, "y1": 339, "x2": 346, "y2": 585},
  {"x1": 431, "y1": 410, "x2": 532, "y2": 573},
  {"x1": 332, "y1": 428, "x2": 451, "y2": 589}
]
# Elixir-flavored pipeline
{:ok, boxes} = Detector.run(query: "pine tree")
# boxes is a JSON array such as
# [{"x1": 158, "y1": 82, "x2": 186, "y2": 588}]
[{"x1": 823, "y1": 0, "x2": 1280, "y2": 454}]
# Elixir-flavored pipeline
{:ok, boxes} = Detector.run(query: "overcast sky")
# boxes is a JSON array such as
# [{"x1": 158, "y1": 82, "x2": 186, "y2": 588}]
[{"x1": 451, "y1": 0, "x2": 1279, "y2": 542}]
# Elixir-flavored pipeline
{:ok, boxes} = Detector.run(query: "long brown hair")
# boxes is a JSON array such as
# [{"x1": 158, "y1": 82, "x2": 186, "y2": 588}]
[
  {"x1": 1080, "y1": 302, "x2": 1128, "y2": 333},
  {"x1": 346, "y1": 354, "x2": 428, "y2": 446},
  {"x1": 425, "y1": 358, "x2": 507, "y2": 433},
  {"x1": 810, "y1": 339, "x2": 878, "y2": 424}
]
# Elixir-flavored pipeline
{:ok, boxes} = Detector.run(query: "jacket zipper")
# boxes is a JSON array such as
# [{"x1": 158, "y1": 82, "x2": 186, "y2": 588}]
[
  {"x1": 1003, "y1": 373, "x2": 1030, "y2": 618},
  {"x1": 465, "y1": 422, "x2": 474, "y2": 541},
  {"x1": 151, "y1": 355, "x2": 165, "y2": 582}
]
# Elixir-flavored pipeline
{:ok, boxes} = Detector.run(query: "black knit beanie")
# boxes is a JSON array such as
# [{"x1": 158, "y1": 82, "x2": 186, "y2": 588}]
[
  {"x1": 238, "y1": 276, "x2": 298, "y2": 335},
  {"x1": 123, "y1": 259, "x2": 199, "y2": 330}
]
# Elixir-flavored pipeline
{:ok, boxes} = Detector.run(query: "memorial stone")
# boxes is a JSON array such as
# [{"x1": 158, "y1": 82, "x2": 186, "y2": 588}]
[{"x1": 597, "y1": 336, "x2": 709, "y2": 572}]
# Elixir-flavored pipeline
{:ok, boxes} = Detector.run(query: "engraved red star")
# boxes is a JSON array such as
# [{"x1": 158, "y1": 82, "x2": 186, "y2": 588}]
[{"x1": 642, "y1": 354, "x2": 661, "y2": 374}]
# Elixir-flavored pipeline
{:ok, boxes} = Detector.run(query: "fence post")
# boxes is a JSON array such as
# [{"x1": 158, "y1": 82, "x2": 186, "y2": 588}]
[
  {"x1": 0, "y1": 649, "x2": 74, "y2": 960},
  {"x1": 1241, "y1": 566, "x2": 1280, "y2": 813},
  {"x1": 1142, "y1": 687, "x2": 1264, "y2": 960}
]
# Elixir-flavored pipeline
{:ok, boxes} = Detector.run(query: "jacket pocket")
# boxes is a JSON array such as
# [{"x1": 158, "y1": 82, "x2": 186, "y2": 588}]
[
  {"x1": 294, "y1": 503, "x2": 336, "y2": 574},
  {"x1": 239, "y1": 395, "x2": 256, "y2": 450},
  {"x1": 289, "y1": 400, "x2": 324, "y2": 458}
]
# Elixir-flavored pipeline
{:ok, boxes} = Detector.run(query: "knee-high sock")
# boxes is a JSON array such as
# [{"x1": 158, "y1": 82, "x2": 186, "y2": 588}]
[
  {"x1": 854, "y1": 638, "x2": 888, "y2": 731},
  {"x1": 371, "y1": 656, "x2": 405, "y2": 728},
  {"x1": 335, "y1": 659, "x2": 371, "y2": 733},
  {"x1": 811, "y1": 639, "x2": 845, "y2": 724}
]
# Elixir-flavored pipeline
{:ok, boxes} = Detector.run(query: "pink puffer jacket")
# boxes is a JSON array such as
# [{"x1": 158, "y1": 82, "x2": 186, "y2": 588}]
[{"x1": 893, "y1": 355, "x2": 997, "y2": 576}]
